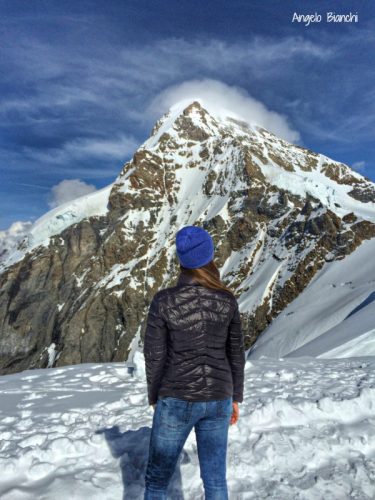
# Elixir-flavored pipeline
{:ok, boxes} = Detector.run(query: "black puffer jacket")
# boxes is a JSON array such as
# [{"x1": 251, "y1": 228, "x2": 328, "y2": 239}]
[{"x1": 143, "y1": 271, "x2": 245, "y2": 405}]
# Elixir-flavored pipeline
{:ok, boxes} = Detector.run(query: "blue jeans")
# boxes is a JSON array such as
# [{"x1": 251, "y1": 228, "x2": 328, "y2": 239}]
[{"x1": 144, "y1": 395, "x2": 233, "y2": 500}]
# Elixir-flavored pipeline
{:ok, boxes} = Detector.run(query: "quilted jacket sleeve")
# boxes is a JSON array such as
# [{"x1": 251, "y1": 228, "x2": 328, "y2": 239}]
[
  {"x1": 226, "y1": 298, "x2": 245, "y2": 403},
  {"x1": 143, "y1": 293, "x2": 168, "y2": 406}
]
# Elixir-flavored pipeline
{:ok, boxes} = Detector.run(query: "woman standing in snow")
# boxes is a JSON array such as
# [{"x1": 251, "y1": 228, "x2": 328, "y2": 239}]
[{"x1": 143, "y1": 225, "x2": 245, "y2": 500}]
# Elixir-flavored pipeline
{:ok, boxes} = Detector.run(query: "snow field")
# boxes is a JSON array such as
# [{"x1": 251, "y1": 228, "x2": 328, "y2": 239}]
[
  {"x1": 0, "y1": 353, "x2": 374, "y2": 499},
  {"x1": 249, "y1": 237, "x2": 375, "y2": 360}
]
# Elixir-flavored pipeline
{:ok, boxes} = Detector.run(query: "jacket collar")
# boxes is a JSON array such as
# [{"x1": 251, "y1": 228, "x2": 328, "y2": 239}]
[{"x1": 176, "y1": 271, "x2": 200, "y2": 286}]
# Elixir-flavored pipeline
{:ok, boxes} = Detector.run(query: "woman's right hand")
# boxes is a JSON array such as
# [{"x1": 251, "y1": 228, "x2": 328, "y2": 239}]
[{"x1": 230, "y1": 401, "x2": 239, "y2": 425}]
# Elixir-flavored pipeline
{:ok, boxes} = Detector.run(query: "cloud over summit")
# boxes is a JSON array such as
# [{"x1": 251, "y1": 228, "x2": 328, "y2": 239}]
[
  {"x1": 149, "y1": 79, "x2": 301, "y2": 143},
  {"x1": 47, "y1": 179, "x2": 97, "y2": 209}
]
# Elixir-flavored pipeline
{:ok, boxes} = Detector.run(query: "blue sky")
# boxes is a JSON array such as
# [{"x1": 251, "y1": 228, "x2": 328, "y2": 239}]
[{"x1": 1, "y1": 0, "x2": 375, "y2": 229}]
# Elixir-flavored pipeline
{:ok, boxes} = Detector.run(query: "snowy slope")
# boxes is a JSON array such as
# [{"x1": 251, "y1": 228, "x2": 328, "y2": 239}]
[
  {"x1": 258, "y1": 152, "x2": 375, "y2": 222},
  {"x1": 0, "y1": 354, "x2": 374, "y2": 499},
  {"x1": 248, "y1": 237, "x2": 375, "y2": 359},
  {"x1": 0, "y1": 183, "x2": 113, "y2": 271},
  {"x1": 288, "y1": 301, "x2": 375, "y2": 359}
]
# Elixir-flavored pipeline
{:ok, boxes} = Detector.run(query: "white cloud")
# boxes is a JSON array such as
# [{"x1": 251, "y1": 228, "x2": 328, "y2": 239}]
[
  {"x1": 352, "y1": 161, "x2": 366, "y2": 172},
  {"x1": 148, "y1": 79, "x2": 300, "y2": 143},
  {"x1": 47, "y1": 179, "x2": 97, "y2": 208},
  {"x1": 24, "y1": 135, "x2": 138, "y2": 165},
  {"x1": 0, "y1": 220, "x2": 32, "y2": 239},
  {"x1": 65, "y1": 135, "x2": 138, "y2": 158},
  {"x1": 0, "y1": 220, "x2": 33, "y2": 265}
]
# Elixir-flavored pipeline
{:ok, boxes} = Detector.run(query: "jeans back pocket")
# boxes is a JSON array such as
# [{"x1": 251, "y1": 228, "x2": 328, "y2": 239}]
[
  {"x1": 160, "y1": 397, "x2": 192, "y2": 429},
  {"x1": 216, "y1": 397, "x2": 233, "y2": 418}
]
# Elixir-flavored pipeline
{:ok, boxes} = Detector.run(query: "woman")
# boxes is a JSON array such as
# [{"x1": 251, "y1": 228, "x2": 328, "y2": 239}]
[{"x1": 143, "y1": 225, "x2": 245, "y2": 500}]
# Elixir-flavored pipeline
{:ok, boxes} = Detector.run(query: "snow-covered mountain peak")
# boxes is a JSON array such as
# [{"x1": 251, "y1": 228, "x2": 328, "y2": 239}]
[
  {"x1": 143, "y1": 98, "x2": 259, "y2": 151},
  {"x1": 1, "y1": 99, "x2": 375, "y2": 374},
  {"x1": 144, "y1": 99, "x2": 219, "y2": 150},
  {"x1": 114, "y1": 97, "x2": 375, "y2": 226}
]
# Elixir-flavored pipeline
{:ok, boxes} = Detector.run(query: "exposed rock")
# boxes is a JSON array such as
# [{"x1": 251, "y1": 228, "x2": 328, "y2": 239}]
[
  {"x1": 347, "y1": 184, "x2": 375, "y2": 203},
  {"x1": 321, "y1": 162, "x2": 362, "y2": 185},
  {"x1": 268, "y1": 152, "x2": 295, "y2": 172},
  {"x1": 342, "y1": 212, "x2": 357, "y2": 223}
]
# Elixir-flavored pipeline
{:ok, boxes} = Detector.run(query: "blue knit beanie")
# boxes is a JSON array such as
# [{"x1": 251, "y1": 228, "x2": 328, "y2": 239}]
[{"x1": 175, "y1": 225, "x2": 214, "y2": 269}]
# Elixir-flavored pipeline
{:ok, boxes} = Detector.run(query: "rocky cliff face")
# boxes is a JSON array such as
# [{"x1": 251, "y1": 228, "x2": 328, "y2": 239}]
[{"x1": 1, "y1": 100, "x2": 375, "y2": 374}]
